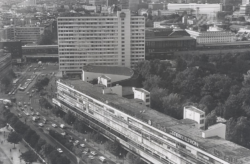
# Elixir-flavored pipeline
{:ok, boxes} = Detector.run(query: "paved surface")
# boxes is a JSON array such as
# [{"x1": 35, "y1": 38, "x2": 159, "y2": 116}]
[
  {"x1": 1, "y1": 62, "x2": 131, "y2": 164},
  {"x1": 0, "y1": 127, "x2": 40, "y2": 164}
]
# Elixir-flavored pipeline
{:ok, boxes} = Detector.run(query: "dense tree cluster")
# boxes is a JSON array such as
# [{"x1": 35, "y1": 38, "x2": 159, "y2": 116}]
[
  {"x1": 38, "y1": 29, "x2": 55, "y2": 45},
  {"x1": 34, "y1": 77, "x2": 50, "y2": 91},
  {"x1": 135, "y1": 52, "x2": 250, "y2": 148},
  {"x1": 39, "y1": 97, "x2": 53, "y2": 109},
  {"x1": 3, "y1": 109, "x2": 70, "y2": 164},
  {"x1": 1, "y1": 69, "x2": 16, "y2": 93}
]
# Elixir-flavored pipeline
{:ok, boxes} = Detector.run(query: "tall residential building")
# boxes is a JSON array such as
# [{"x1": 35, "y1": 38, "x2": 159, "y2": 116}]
[
  {"x1": 57, "y1": 9, "x2": 145, "y2": 75},
  {"x1": 53, "y1": 79, "x2": 250, "y2": 164}
]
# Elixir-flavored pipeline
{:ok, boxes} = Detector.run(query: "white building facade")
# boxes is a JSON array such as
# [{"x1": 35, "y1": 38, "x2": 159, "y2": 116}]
[
  {"x1": 57, "y1": 9, "x2": 145, "y2": 75},
  {"x1": 53, "y1": 79, "x2": 250, "y2": 164},
  {"x1": 167, "y1": 3, "x2": 222, "y2": 15},
  {"x1": 183, "y1": 106, "x2": 205, "y2": 129},
  {"x1": 186, "y1": 29, "x2": 235, "y2": 44}
]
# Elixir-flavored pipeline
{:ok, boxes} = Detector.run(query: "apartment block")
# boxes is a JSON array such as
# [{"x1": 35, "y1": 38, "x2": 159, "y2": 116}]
[
  {"x1": 2, "y1": 26, "x2": 44, "y2": 44},
  {"x1": 57, "y1": 9, "x2": 145, "y2": 75},
  {"x1": 53, "y1": 79, "x2": 250, "y2": 164}
]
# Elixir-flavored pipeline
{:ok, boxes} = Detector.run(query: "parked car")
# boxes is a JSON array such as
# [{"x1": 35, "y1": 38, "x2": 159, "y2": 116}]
[
  {"x1": 90, "y1": 151, "x2": 97, "y2": 156},
  {"x1": 80, "y1": 144, "x2": 85, "y2": 148},
  {"x1": 99, "y1": 156, "x2": 106, "y2": 163},
  {"x1": 38, "y1": 123, "x2": 44, "y2": 127},
  {"x1": 36, "y1": 112, "x2": 40, "y2": 116},
  {"x1": 57, "y1": 148, "x2": 63, "y2": 153},
  {"x1": 61, "y1": 132, "x2": 66, "y2": 136},
  {"x1": 82, "y1": 150, "x2": 88, "y2": 154},
  {"x1": 52, "y1": 124, "x2": 57, "y2": 128},
  {"x1": 74, "y1": 140, "x2": 79, "y2": 146},
  {"x1": 88, "y1": 155, "x2": 94, "y2": 160}
]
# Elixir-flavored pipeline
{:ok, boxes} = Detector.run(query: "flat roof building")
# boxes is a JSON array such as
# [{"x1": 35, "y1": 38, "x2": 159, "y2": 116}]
[
  {"x1": 57, "y1": 9, "x2": 145, "y2": 75},
  {"x1": 186, "y1": 29, "x2": 235, "y2": 44},
  {"x1": 53, "y1": 79, "x2": 250, "y2": 164}
]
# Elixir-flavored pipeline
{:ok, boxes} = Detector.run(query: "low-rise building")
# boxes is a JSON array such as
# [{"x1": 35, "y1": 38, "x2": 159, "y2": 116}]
[
  {"x1": 3, "y1": 26, "x2": 44, "y2": 44},
  {"x1": 186, "y1": 29, "x2": 235, "y2": 44},
  {"x1": 53, "y1": 79, "x2": 250, "y2": 164},
  {"x1": 82, "y1": 65, "x2": 134, "y2": 83},
  {"x1": 146, "y1": 28, "x2": 196, "y2": 60}
]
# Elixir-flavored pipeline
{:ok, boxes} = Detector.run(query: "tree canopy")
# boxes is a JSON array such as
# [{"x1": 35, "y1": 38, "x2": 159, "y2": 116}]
[
  {"x1": 20, "y1": 150, "x2": 38, "y2": 163},
  {"x1": 7, "y1": 131, "x2": 22, "y2": 148},
  {"x1": 135, "y1": 52, "x2": 250, "y2": 148}
]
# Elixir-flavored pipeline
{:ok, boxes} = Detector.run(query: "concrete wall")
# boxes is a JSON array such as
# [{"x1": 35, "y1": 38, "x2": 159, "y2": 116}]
[
  {"x1": 82, "y1": 71, "x2": 131, "y2": 83},
  {"x1": 202, "y1": 123, "x2": 226, "y2": 139},
  {"x1": 103, "y1": 85, "x2": 122, "y2": 96}
]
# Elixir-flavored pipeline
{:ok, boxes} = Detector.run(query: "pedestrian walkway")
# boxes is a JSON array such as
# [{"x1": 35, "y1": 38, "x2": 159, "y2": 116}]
[{"x1": 0, "y1": 127, "x2": 41, "y2": 164}]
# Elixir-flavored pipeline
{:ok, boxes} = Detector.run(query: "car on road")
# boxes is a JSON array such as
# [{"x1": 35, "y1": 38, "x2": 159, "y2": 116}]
[
  {"x1": 80, "y1": 144, "x2": 85, "y2": 148},
  {"x1": 88, "y1": 155, "x2": 94, "y2": 160},
  {"x1": 99, "y1": 156, "x2": 107, "y2": 163},
  {"x1": 52, "y1": 124, "x2": 57, "y2": 128},
  {"x1": 38, "y1": 123, "x2": 44, "y2": 127},
  {"x1": 57, "y1": 148, "x2": 63, "y2": 153},
  {"x1": 24, "y1": 112, "x2": 29, "y2": 116},
  {"x1": 74, "y1": 140, "x2": 79, "y2": 146},
  {"x1": 90, "y1": 151, "x2": 97, "y2": 156},
  {"x1": 61, "y1": 132, "x2": 66, "y2": 136}
]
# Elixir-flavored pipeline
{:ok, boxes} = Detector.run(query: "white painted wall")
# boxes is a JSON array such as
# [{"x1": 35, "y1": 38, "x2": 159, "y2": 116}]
[
  {"x1": 82, "y1": 70, "x2": 131, "y2": 83},
  {"x1": 103, "y1": 85, "x2": 122, "y2": 96},
  {"x1": 202, "y1": 123, "x2": 226, "y2": 139}
]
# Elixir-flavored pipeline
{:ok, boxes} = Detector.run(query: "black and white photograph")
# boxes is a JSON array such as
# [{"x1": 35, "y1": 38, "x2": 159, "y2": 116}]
[{"x1": 0, "y1": 0, "x2": 249, "y2": 164}]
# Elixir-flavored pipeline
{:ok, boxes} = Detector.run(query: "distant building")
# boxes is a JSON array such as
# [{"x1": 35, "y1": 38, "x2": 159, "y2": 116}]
[
  {"x1": 132, "y1": 87, "x2": 150, "y2": 107},
  {"x1": 183, "y1": 106, "x2": 205, "y2": 129},
  {"x1": 89, "y1": 0, "x2": 107, "y2": 6},
  {"x1": 186, "y1": 29, "x2": 235, "y2": 44},
  {"x1": 119, "y1": 0, "x2": 140, "y2": 13},
  {"x1": 238, "y1": 4, "x2": 250, "y2": 15},
  {"x1": 148, "y1": 3, "x2": 166, "y2": 10},
  {"x1": 3, "y1": 26, "x2": 44, "y2": 44},
  {"x1": 82, "y1": 65, "x2": 134, "y2": 83},
  {"x1": 167, "y1": 3, "x2": 222, "y2": 15},
  {"x1": 145, "y1": 28, "x2": 196, "y2": 60},
  {"x1": 242, "y1": 0, "x2": 250, "y2": 5}
]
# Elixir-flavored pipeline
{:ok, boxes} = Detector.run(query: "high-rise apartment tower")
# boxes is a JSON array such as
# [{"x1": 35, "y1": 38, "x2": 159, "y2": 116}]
[{"x1": 57, "y1": 9, "x2": 145, "y2": 75}]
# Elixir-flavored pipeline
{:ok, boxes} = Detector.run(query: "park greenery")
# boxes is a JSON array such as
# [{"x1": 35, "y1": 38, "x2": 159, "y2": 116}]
[
  {"x1": 135, "y1": 52, "x2": 250, "y2": 149},
  {"x1": 34, "y1": 77, "x2": 50, "y2": 91},
  {"x1": 1, "y1": 69, "x2": 16, "y2": 93},
  {"x1": 2, "y1": 108, "x2": 71, "y2": 164}
]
